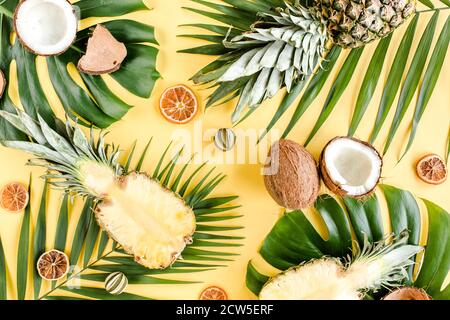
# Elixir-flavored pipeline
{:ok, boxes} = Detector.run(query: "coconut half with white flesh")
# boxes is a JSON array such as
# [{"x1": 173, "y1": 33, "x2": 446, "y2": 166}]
[
  {"x1": 320, "y1": 137, "x2": 382, "y2": 198},
  {"x1": 14, "y1": 0, "x2": 78, "y2": 56}
]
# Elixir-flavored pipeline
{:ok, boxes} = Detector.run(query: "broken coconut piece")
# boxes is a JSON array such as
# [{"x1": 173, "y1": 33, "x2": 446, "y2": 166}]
[
  {"x1": 77, "y1": 24, "x2": 127, "y2": 75},
  {"x1": 14, "y1": 0, "x2": 78, "y2": 56},
  {"x1": 0, "y1": 70, "x2": 6, "y2": 98},
  {"x1": 383, "y1": 287, "x2": 431, "y2": 300},
  {"x1": 320, "y1": 137, "x2": 382, "y2": 198}
]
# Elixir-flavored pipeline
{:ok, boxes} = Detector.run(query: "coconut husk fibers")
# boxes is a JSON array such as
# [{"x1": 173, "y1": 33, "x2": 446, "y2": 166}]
[
  {"x1": 78, "y1": 24, "x2": 127, "y2": 75},
  {"x1": 383, "y1": 287, "x2": 431, "y2": 300},
  {"x1": 264, "y1": 139, "x2": 320, "y2": 210},
  {"x1": 319, "y1": 137, "x2": 383, "y2": 199}
]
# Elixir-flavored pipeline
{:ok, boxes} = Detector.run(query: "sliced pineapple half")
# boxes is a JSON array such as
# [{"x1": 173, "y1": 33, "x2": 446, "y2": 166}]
[{"x1": 96, "y1": 172, "x2": 196, "y2": 269}]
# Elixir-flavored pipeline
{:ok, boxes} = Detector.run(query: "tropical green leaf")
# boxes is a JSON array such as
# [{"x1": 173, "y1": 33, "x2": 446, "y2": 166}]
[
  {"x1": 348, "y1": 35, "x2": 391, "y2": 137},
  {"x1": 414, "y1": 200, "x2": 450, "y2": 300},
  {"x1": 69, "y1": 199, "x2": 93, "y2": 267},
  {"x1": 383, "y1": 12, "x2": 439, "y2": 155},
  {"x1": 83, "y1": 213, "x2": 100, "y2": 267},
  {"x1": 305, "y1": 48, "x2": 364, "y2": 146},
  {"x1": 282, "y1": 47, "x2": 341, "y2": 138},
  {"x1": 246, "y1": 185, "x2": 450, "y2": 299},
  {"x1": 400, "y1": 16, "x2": 450, "y2": 158},
  {"x1": 0, "y1": 236, "x2": 7, "y2": 300},
  {"x1": 54, "y1": 195, "x2": 69, "y2": 252},
  {"x1": 60, "y1": 286, "x2": 151, "y2": 300},
  {"x1": 33, "y1": 182, "x2": 47, "y2": 299},
  {"x1": 17, "y1": 177, "x2": 31, "y2": 300}
]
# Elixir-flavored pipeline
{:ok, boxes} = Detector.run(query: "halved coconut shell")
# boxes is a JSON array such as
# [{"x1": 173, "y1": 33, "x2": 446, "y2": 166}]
[
  {"x1": 383, "y1": 287, "x2": 431, "y2": 300},
  {"x1": 320, "y1": 137, "x2": 383, "y2": 198},
  {"x1": 263, "y1": 139, "x2": 320, "y2": 210},
  {"x1": 14, "y1": 0, "x2": 78, "y2": 56},
  {"x1": 0, "y1": 69, "x2": 6, "y2": 98},
  {"x1": 77, "y1": 24, "x2": 127, "y2": 75}
]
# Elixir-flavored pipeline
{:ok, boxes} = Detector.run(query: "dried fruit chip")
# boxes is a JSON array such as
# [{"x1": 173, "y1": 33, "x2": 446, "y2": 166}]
[
  {"x1": 0, "y1": 182, "x2": 29, "y2": 212},
  {"x1": 37, "y1": 250, "x2": 70, "y2": 281},
  {"x1": 199, "y1": 286, "x2": 228, "y2": 300},
  {"x1": 160, "y1": 85, "x2": 198, "y2": 124},
  {"x1": 416, "y1": 154, "x2": 447, "y2": 185}
]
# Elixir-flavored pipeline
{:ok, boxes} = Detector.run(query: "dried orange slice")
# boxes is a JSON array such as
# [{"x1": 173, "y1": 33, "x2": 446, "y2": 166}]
[
  {"x1": 0, "y1": 182, "x2": 29, "y2": 213},
  {"x1": 160, "y1": 85, "x2": 198, "y2": 124},
  {"x1": 37, "y1": 250, "x2": 70, "y2": 281},
  {"x1": 199, "y1": 286, "x2": 228, "y2": 300},
  {"x1": 416, "y1": 154, "x2": 447, "y2": 185}
]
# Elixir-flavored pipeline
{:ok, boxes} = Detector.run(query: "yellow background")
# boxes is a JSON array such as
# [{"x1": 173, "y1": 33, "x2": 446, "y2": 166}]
[{"x1": 0, "y1": 0, "x2": 449, "y2": 300}]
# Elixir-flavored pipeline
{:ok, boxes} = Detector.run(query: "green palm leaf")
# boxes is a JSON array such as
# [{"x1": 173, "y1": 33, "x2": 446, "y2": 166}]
[
  {"x1": 182, "y1": 1, "x2": 449, "y2": 160},
  {"x1": 0, "y1": 236, "x2": 7, "y2": 300},
  {"x1": 32, "y1": 182, "x2": 47, "y2": 299},
  {"x1": 16, "y1": 176, "x2": 31, "y2": 300},
  {"x1": 0, "y1": 0, "x2": 160, "y2": 137},
  {"x1": 246, "y1": 185, "x2": 449, "y2": 300}
]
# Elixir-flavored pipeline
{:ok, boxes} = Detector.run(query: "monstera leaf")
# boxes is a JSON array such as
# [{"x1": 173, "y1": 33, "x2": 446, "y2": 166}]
[
  {"x1": 0, "y1": 0, "x2": 160, "y2": 140},
  {"x1": 181, "y1": 0, "x2": 450, "y2": 158},
  {"x1": 246, "y1": 185, "x2": 449, "y2": 300},
  {"x1": 0, "y1": 142, "x2": 243, "y2": 300}
]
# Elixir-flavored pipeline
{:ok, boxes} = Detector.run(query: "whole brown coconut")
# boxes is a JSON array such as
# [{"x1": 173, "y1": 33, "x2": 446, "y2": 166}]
[
  {"x1": 0, "y1": 70, "x2": 5, "y2": 98},
  {"x1": 263, "y1": 139, "x2": 320, "y2": 210},
  {"x1": 383, "y1": 287, "x2": 431, "y2": 300}
]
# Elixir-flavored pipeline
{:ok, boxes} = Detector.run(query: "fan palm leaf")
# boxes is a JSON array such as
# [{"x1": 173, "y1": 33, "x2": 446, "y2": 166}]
[
  {"x1": 181, "y1": 0, "x2": 450, "y2": 160},
  {"x1": 0, "y1": 142, "x2": 242, "y2": 300},
  {"x1": 0, "y1": 0, "x2": 160, "y2": 139},
  {"x1": 246, "y1": 185, "x2": 449, "y2": 300}
]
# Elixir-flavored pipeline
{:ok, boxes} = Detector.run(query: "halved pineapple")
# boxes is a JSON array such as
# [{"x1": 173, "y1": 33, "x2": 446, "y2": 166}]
[{"x1": 96, "y1": 172, "x2": 196, "y2": 269}]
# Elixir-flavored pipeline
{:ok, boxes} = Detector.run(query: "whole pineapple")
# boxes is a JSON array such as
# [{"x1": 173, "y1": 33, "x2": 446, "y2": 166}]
[
  {"x1": 197, "y1": 0, "x2": 416, "y2": 122},
  {"x1": 319, "y1": 0, "x2": 416, "y2": 48}
]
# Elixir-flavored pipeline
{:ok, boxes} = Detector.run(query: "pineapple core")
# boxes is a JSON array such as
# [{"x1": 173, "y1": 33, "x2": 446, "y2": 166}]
[{"x1": 96, "y1": 173, "x2": 196, "y2": 269}]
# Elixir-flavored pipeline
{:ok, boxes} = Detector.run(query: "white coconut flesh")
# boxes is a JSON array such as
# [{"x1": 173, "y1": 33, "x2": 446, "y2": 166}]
[
  {"x1": 323, "y1": 138, "x2": 382, "y2": 197},
  {"x1": 14, "y1": 0, "x2": 78, "y2": 56}
]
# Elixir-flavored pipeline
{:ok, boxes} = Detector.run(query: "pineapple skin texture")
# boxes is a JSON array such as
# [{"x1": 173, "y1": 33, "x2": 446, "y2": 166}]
[
  {"x1": 317, "y1": 0, "x2": 416, "y2": 48},
  {"x1": 95, "y1": 172, "x2": 196, "y2": 269}
]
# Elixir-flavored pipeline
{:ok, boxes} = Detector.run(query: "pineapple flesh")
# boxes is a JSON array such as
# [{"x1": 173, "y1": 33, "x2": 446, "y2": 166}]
[
  {"x1": 0, "y1": 111, "x2": 196, "y2": 270},
  {"x1": 96, "y1": 173, "x2": 196, "y2": 269}
]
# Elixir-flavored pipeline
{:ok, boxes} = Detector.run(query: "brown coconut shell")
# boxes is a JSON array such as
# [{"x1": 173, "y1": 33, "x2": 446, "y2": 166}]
[
  {"x1": 77, "y1": 24, "x2": 127, "y2": 75},
  {"x1": 263, "y1": 139, "x2": 320, "y2": 210},
  {"x1": 383, "y1": 287, "x2": 432, "y2": 300},
  {"x1": 0, "y1": 69, "x2": 6, "y2": 98},
  {"x1": 13, "y1": 0, "x2": 78, "y2": 57},
  {"x1": 319, "y1": 137, "x2": 383, "y2": 199}
]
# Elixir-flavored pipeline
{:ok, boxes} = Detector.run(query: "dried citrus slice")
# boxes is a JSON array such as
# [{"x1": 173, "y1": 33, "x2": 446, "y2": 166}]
[
  {"x1": 0, "y1": 182, "x2": 29, "y2": 212},
  {"x1": 160, "y1": 85, "x2": 198, "y2": 124},
  {"x1": 199, "y1": 286, "x2": 228, "y2": 300},
  {"x1": 37, "y1": 250, "x2": 70, "y2": 281},
  {"x1": 416, "y1": 154, "x2": 447, "y2": 185}
]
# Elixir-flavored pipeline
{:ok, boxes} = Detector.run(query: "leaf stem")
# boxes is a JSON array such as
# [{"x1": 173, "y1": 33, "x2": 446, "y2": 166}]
[
  {"x1": 0, "y1": 4, "x2": 13, "y2": 18},
  {"x1": 417, "y1": 7, "x2": 450, "y2": 13},
  {"x1": 38, "y1": 248, "x2": 115, "y2": 300}
]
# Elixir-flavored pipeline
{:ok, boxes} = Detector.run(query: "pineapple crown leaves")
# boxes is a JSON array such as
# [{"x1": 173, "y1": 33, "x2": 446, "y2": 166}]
[
  {"x1": 344, "y1": 230, "x2": 423, "y2": 292},
  {"x1": 215, "y1": 2, "x2": 329, "y2": 122},
  {"x1": 0, "y1": 110, "x2": 122, "y2": 197}
]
